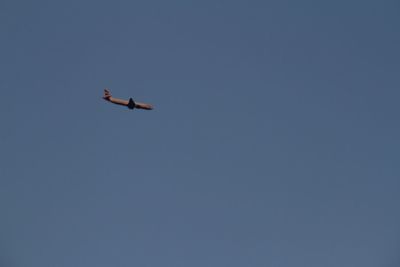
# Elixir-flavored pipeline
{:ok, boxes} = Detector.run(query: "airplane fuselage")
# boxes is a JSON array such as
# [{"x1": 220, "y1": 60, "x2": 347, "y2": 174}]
[
  {"x1": 102, "y1": 89, "x2": 153, "y2": 110},
  {"x1": 104, "y1": 97, "x2": 130, "y2": 107}
]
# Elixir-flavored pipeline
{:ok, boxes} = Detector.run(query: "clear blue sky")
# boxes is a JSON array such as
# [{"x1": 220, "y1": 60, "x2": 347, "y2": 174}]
[{"x1": 1, "y1": 0, "x2": 399, "y2": 266}]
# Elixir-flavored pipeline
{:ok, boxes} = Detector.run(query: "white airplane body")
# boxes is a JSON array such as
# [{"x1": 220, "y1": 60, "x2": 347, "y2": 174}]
[{"x1": 103, "y1": 89, "x2": 153, "y2": 110}]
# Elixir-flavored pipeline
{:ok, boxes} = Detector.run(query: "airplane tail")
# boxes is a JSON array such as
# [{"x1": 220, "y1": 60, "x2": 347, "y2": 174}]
[
  {"x1": 103, "y1": 89, "x2": 112, "y2": 99},
  {"x1": 128, "y1": 98, "x2": 136, "y2": 109}
]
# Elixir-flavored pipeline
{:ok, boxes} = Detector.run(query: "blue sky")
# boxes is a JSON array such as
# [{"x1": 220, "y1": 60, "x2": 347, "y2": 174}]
[{"x1": 1, "y1": 0, "x2": 400, "y2": 266}]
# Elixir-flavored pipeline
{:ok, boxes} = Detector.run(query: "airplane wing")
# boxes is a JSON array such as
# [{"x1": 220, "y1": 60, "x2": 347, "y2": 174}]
[{"x1": 128, "y1": 98, "x2": 136, "y2": 109}]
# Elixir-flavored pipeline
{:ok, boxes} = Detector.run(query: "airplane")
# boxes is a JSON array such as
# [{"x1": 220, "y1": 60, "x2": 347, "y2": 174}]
[{"x1": 102, "y1": 89, "x2": 153, "y2": 110}]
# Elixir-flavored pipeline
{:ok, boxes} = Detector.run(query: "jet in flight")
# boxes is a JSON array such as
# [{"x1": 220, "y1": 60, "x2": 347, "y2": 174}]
[{"x1": 102, "y1": 89, "x2": 153, "y2": 110}]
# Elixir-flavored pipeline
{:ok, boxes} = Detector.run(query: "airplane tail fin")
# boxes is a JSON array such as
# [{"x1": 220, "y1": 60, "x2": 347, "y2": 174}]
[
  {"x1": 128, "y1": 98, "x2": 136, "y2": 109},
  {"x1": 103, "y1": 89, "x2": 112, "y2": 99}
]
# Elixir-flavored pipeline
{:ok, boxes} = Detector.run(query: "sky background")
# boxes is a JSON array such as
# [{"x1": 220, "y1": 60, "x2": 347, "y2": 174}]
[{"x1": 1, "y1": 0, "x2": 400, "y2": 266}]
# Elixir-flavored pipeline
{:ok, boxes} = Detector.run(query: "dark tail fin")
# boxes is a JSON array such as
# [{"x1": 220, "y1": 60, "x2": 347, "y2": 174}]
[
  {"x1": 103, "y1": 88, "x2": 112, "y2": 99},
  {"x1": 128, "y1": 98, "x2": 136, "y2": 109}
]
